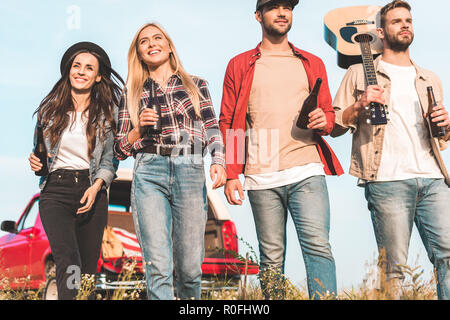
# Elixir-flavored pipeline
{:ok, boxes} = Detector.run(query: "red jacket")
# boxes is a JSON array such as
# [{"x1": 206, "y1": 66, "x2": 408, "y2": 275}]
[{"x1": 219, "y1": 42, "x2": 344, "y2": 180}]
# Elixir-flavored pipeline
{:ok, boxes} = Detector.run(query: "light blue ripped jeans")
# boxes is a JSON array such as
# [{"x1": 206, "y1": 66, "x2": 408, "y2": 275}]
[
  {"x1": 130, "y1": 153, "x2": 207, "y2": 300},
  {"x1": 365, "y1": 178, "x2": 450, "y2": 300}
]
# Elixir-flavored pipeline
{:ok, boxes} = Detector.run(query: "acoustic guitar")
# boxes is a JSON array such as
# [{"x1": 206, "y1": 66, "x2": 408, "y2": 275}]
[{"x1": 324, "y1": 5, "x2": 387, "y2": 125}]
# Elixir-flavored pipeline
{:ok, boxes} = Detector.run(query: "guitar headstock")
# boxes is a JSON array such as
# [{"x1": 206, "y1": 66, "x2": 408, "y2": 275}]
[
  {"x1": 324, "y1": 5, "x2": 384, "y2": 69},
  {"x1": 366, "y1": 103, "x2": 388, "y2": 125}
]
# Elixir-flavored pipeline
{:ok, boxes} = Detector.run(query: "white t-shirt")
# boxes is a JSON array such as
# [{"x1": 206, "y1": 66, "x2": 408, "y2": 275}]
[
  {"x1": 243, "y1": 163, "x2": 325, "y2": 191},
  {"x1": 375, "y1": 60, "x2": 443, "y2": 181},
  {"x1": 51, "y1": 112, "x2": 90, "y2": 172}
]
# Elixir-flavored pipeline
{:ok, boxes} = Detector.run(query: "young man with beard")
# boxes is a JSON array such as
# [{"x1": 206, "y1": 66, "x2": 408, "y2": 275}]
[
  {"x1": 219, "y1": 0, "x2": 343, "y2": 299},
  {"x1": 332, "y1": 0, "x2": 450, "y2": 299}
]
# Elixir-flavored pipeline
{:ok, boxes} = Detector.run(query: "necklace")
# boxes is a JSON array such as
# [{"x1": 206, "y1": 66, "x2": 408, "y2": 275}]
[{"x1": 151, "y1": 71, "x2": 174, "y2": 87}]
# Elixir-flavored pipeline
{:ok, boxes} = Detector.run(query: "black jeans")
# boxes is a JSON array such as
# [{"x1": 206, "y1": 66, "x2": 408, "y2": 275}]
[{"x1": 39, "y1": 169, "x2": 107, "y2": 300}]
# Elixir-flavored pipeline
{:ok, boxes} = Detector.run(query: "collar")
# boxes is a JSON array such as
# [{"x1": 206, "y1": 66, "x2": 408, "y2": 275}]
[
  {"x1": 143, "y1": 73, "x2": 181, "y2": 89},
  {"x1": 249, "y1": 41, "x2": 307, "y2": 65},
  {"x1": 374, "y1": 55, "x2": 428, "y2": 81}
]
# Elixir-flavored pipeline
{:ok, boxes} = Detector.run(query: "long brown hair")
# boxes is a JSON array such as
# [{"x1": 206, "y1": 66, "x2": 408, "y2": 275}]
[{"x1": 34, "y1": 50, "x2": 124, "y2": 158}]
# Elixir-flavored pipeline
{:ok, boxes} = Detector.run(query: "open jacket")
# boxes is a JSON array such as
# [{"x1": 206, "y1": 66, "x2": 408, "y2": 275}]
[
  {"x1": 219, "y1": 42, "x2": 344, "y2": 180},
  {"x1": 33, "y1": 107, "x2": 119, "y2": 190},
  {"x1": 332, "y1": 56, "x2": 450, "y2": 186}
]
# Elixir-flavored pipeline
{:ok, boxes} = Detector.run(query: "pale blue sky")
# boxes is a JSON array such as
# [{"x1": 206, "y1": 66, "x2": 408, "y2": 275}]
[{"x1": 1, "y1": 0, "x2": 449, "y2": 291}]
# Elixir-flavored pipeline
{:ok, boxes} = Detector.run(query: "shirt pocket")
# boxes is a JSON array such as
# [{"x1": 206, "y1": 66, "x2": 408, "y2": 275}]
[{"x1": 355, "y1": 81, "x2": 366, "y2": 102}]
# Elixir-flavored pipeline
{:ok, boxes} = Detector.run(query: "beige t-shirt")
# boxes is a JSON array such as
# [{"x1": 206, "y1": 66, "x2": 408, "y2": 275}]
[{"x1": 244, "y1": 49, "x2": 321, "y2": 176}]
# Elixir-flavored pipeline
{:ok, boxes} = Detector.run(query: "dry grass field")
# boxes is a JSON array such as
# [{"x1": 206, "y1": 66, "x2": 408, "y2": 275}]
[{"x1": 0, "y1": 253, "x2": 438, "y2": 300}]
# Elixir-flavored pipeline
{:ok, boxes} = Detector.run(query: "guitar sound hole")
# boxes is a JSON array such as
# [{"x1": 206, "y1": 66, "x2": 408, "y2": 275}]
[{"x1": 354, "y1": 34, "x2": 373, "y2": 43}]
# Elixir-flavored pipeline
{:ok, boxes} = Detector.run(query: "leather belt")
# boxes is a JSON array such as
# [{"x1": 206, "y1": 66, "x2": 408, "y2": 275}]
[{"x1": 135, "y1": 145, "x2": 200, "y2": 157}]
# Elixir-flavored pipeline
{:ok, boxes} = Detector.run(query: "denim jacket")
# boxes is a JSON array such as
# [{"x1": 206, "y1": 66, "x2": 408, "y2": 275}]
[{"x1": 33, "y1": 107, "x2": 119, "y2": 190}]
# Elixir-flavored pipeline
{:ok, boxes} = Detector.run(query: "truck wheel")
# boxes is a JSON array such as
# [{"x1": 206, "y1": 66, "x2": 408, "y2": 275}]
[
  {"x1": 43, "y1": 276, "x2": 58, "y2": 300},
  {"x1": 43, "y1": 260, "x2": 57, "y2": 300},
  {"x1": 44, "y1": 259, "x2": 56, "y2": 279}
]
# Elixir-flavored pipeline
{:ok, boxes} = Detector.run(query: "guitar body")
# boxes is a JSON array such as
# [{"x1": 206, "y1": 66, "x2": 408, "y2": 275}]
[
  {"x1": 324, "y1": 6, "x2": 388, "y2": 125},
  {"x1": 324, "y1": 5, "x2": 383, "y2": 69}
]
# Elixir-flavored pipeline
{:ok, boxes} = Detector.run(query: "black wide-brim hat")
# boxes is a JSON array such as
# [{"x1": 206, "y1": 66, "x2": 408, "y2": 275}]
[{"x1": 60, "y1": 41, "x2": 111, "y2": 76}]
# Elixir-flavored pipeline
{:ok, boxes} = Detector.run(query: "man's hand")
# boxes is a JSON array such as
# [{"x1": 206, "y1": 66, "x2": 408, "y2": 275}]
[
  {"x1": 224, "y1": 179, "x2": 245, "y2": 205},
  {"x1": 358, "y1": 85, "x2": 385, "y2": 109},
  {"x1": 427, "y1": 104, "x2": 450, "y2": 128},
  {"x1": 342, "y1": 85, "x2": 385, "y2": 126},
  {"x1": 307, "y1": 108, "x2": 327, "y2": 131},
  {"x1": 210, "y1": 164, "x2": 227, "y2": 189}
]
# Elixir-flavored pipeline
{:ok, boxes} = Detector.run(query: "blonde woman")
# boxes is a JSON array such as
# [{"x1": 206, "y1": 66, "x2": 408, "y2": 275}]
[{"x1": 114, "y1": 23, "x2": 226, "y2": 300}]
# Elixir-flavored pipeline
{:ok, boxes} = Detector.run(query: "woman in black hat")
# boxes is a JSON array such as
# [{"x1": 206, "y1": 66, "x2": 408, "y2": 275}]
[{"x1": 28, "y1": 42, "x2": 124, "y2": 300}]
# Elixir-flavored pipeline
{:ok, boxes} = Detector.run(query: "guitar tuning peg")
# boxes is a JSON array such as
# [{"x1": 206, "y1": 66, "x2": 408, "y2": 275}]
[{"x1": 366, "y1": 118, "x2": 371, "y2": 124}]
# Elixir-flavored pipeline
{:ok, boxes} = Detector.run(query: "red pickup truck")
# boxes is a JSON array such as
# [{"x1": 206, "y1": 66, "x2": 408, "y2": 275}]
[{"x1": 0, "y1": 168, "x2": 258, "y2": 299}]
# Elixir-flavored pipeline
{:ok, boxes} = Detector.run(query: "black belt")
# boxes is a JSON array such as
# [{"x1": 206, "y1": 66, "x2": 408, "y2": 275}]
[
  {"x1": 48, "y1": 169, "x2": 90, "y2": 182},
  {"x1": 135, "y1": 145, "x2": 202, "y2": 157},
  {"x1": 50, "y1": 169, "x2": 90, "y2": 176}
]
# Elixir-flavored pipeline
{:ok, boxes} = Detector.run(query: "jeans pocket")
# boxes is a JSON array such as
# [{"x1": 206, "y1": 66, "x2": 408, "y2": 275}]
[
  {"x1": 139, "y1": 153, "x2": 157, "y2": 166},
  {"x1": 190, "y1": 155, "x2": 204, "y2": 169},
  {"x1": 46, "y1": 173, "x2": 63, "y2": 188}
]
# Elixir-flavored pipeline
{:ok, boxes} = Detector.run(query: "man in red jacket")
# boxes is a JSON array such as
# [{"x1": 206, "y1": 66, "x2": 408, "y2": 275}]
[{"x1": 219, "y1": 0, "x2": 343, "y2": 299}]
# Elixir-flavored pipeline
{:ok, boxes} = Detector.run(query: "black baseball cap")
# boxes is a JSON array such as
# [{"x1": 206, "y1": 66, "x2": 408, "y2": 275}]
[
  {"x1": 256, "y1": 0, "x2": 299, "y2": 12},
  {"x1": 60, "y1": 41, "x2": 111, "y2": 76}
]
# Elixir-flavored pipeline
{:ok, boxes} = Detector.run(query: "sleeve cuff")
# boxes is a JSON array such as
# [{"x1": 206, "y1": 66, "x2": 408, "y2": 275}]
[{"x1": 94, "y1": 168, "x2": 115, "y2": 188}]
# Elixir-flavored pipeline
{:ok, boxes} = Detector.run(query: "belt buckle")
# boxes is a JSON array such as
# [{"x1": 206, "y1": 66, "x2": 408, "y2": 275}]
[
  {"x1": 175, "y1": 146, "x2": 188, "y2": 157},
  {"x1": 161, "y1": 145, "x2": 173, "y2": 157}
]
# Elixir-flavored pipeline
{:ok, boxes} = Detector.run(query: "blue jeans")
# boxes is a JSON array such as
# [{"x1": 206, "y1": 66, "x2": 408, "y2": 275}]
[
  {"x1": 130, "y1": 153, "x2": 207, "y2": 300},
  {"x1": 248, "y1": 175, "x2": 337, "y2": 299},
  {"x1": 365, "y1": 178, "x2": 450, "y2": 300}
]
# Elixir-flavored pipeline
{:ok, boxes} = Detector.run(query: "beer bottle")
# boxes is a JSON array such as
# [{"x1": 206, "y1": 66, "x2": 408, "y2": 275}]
[
  {"x1": 296, "y1": 78, "x2": 322, "y2": 129},
  {"x1": 147, "y1": 100, "x2": 162, "y2": 134},
  {"x1": 427, "y1": 86, "x2": 446, "y2": 138},
  {"x1": 34, "y1": 124, "x2": 49, "y2": 176},
  {"x1": 146, "y1": 84, "x2": 162, "y2": 134}
]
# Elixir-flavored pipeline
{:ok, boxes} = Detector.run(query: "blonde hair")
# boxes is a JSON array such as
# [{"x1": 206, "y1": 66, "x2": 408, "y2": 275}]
[{"x1": 126, "y1": 22, "x2": 203, "y2": 128}]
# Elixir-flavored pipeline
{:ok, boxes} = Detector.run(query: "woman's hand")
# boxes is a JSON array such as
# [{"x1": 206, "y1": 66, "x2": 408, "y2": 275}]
[
  {"x1": 29, "y1": 152, "x2": 51, "y2": 172},
  {"x1": 28, "y1": 153, "x2": 42, "y2": 172},
  {"x1": 139, "y1": 108, "x2": 159, "y2": 128},
  {"x1": 128, "y1": 108, "x2": 160, "y2": 144},
  {"x1": 210, "y1": 164, "x2": 227, "y2": 189},
  {"x1": 77, "y1": 179, "x2": 103, "y2": 214}
]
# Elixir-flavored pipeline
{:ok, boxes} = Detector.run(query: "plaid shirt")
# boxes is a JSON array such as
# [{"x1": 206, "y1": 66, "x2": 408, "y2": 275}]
[{"x1": 114, "y1": 74, "x2": 225, "y2": 167}]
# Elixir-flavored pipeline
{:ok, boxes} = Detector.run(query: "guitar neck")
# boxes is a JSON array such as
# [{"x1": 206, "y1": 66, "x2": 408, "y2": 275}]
[{"x1": 358, "y1": 36, "x2": 378, "y2": 86}]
